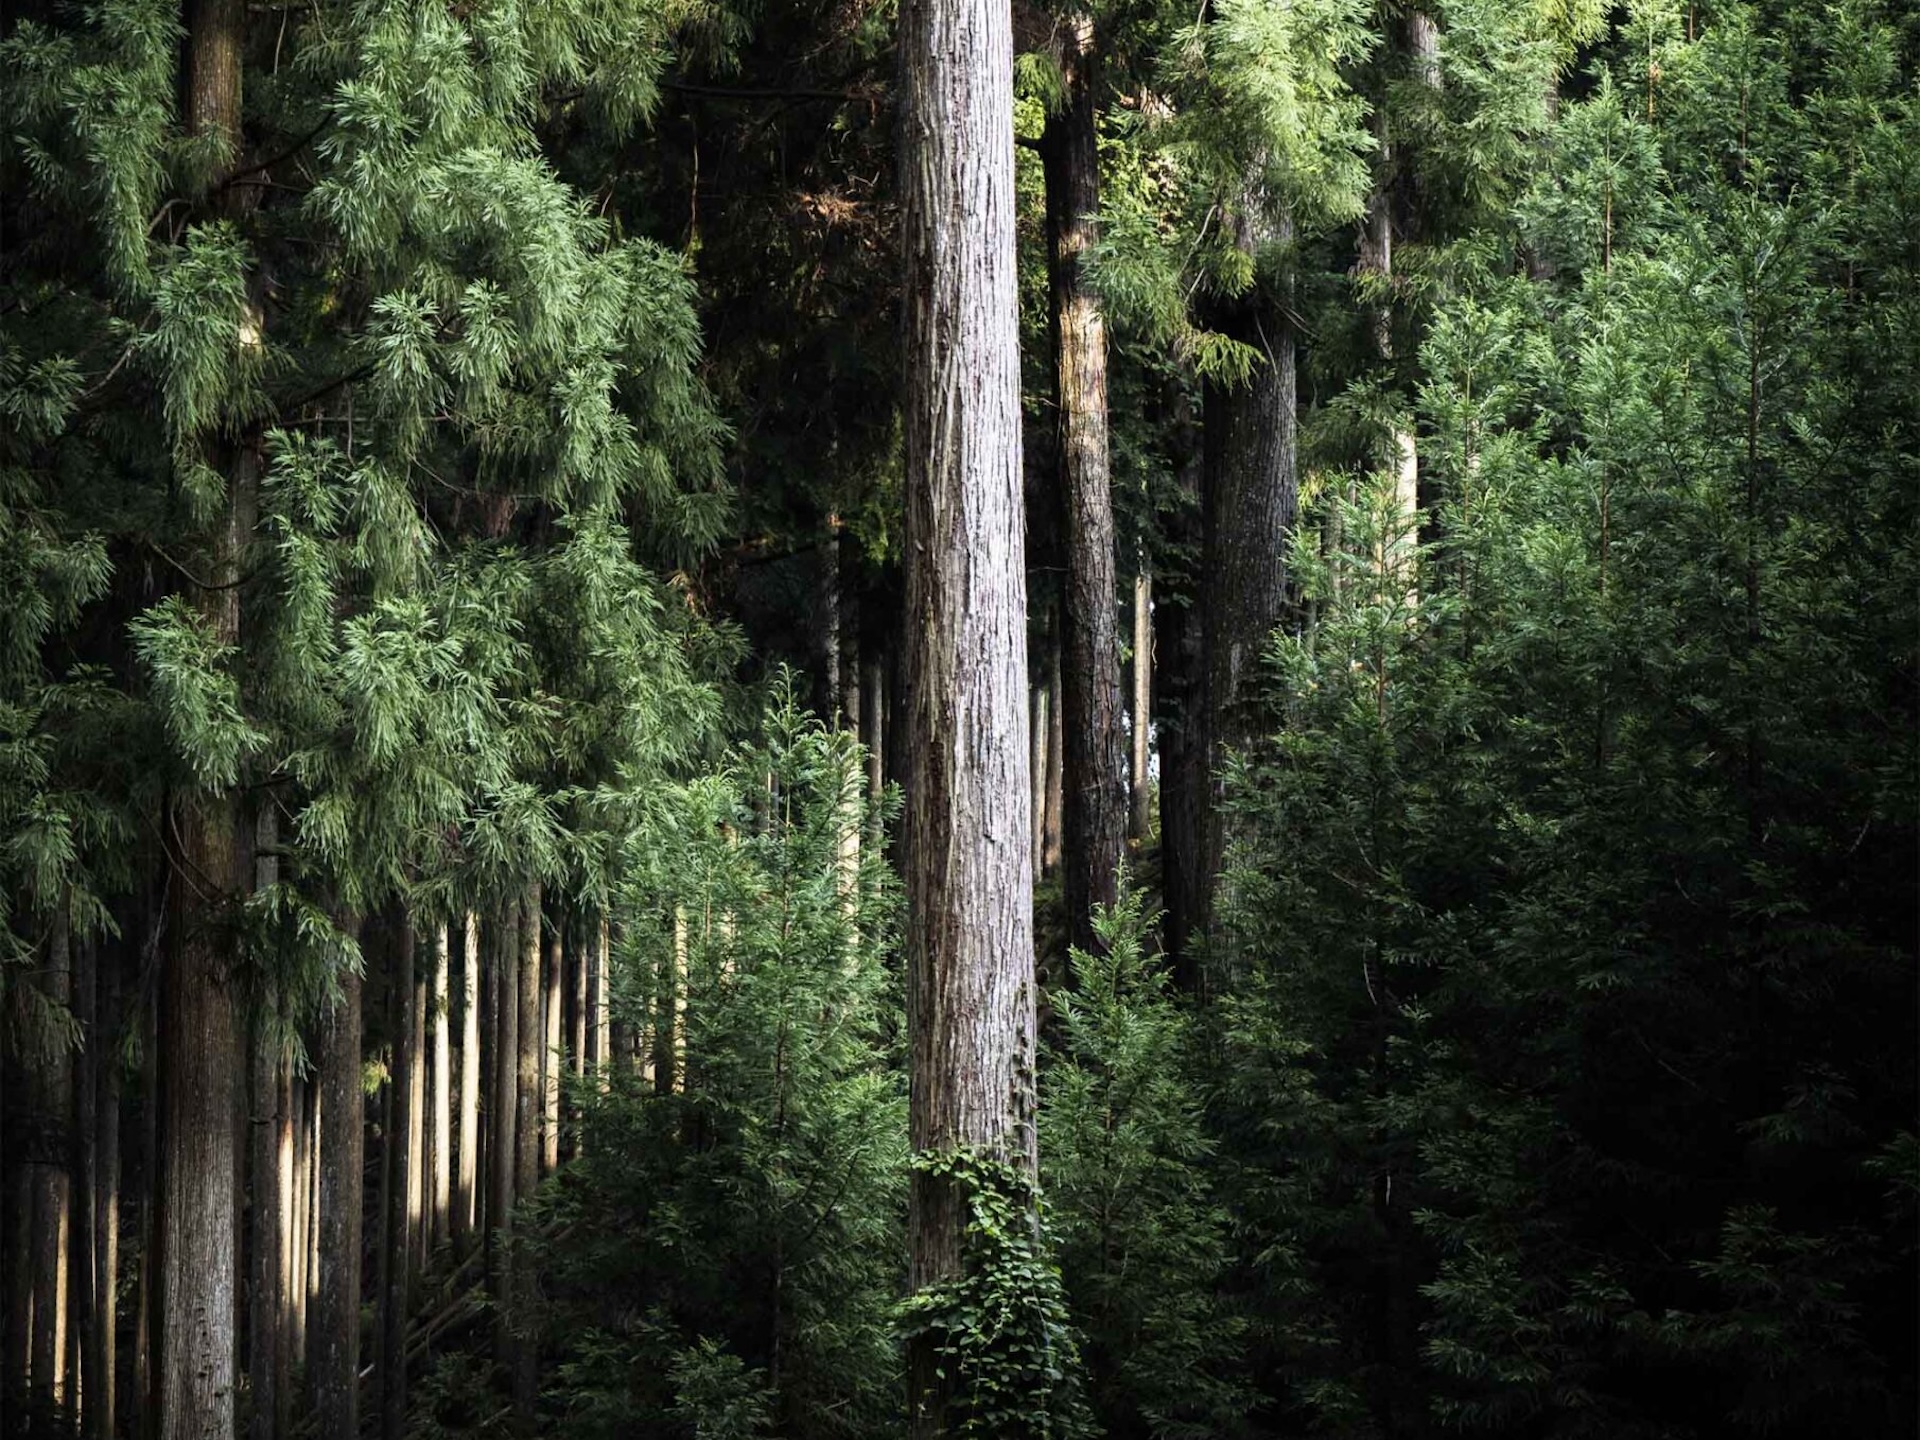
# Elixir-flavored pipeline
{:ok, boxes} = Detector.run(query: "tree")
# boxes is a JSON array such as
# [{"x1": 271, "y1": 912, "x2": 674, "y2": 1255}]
[
  {"x1": 896, "y1": 0, "x2": 1052, "y2": 1422},
  {"x1": 1041, "y1": 9, "x2": 1128, "y2": 955}
]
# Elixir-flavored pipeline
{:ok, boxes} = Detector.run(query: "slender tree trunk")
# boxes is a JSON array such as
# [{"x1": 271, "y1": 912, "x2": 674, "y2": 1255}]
[
  {"x1": 311, "y1": 923, "x2": 361, "y2": 1440},
  {"x1": 590, "y1": 913, "x2": 610, "y2": 1093},
  {"x1": 1029, "y1": 682, "x2": 1050, "y2": 872},
  {"x1": 540, "y1": 913, "x2": 561, "y2": 1175},
  {"x1": 511, "y1": 886, "x2": 543, "y2": 1427},
  {"x1": 74, "y1": 928, "x2": 97, "y2": 1434},
  {"x1": 1042, "y1": 9, "x2": 1126, "y2": 951},
  {"x1": 898, "y1": 0, "x2": 1037, "y2": 1426},
  {"x1": 489, "y1": 900, "x2": 519, "y2": 1332},
  {"x1": 381, "y1": 922, "x2": 414, "y2": 1440},
  {"x1": 133, "y1": 989, "x2": 156, "y2": 1440},
  {"x1": 1154, "y1": 390, "x2": 1207, "y2": 983},
  {"x1": 407, "y1": 963, "x2": 425, "y2": 1283},
  {"x1": 567, "y1": 917, "x2": 586, "y2": 1158},
  {"x1": 293, "y1": 1082, "x2": 312, "y2": 1390},
  {"x1": 89, "y1": 931, "x2": 122, "y2": 1440},
  {"x1": 27, "y1": 911, "x2": 74, "y2": 1423},
  {"x1": 862, "y1": 657, "x2": 885, "y2": 806},
  {"x1": 456, "y1": 915, "x2": 480, "y2": 1250},
  {"x1": 430, "y1": 923, "x2": 451, "y2": 1253},
  {"x1": 1044, "y1": 634, "x2": 1066, "y2": 877},
  {"x1": 248, "y1": 1022, "x2": 283, "y2": 1440},
  {"x1": 1130, "y1": 566, "x2": 1152, "y2": 840}
]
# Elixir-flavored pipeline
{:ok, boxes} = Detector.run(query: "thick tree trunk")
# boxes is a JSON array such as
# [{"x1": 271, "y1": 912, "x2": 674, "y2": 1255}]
[
  {"x1": 381, "y1": 922, "x2": 414, "y2": 1440},
  {"x1": 1197, "y1": 208, "x2": 1297, "y2": 984},
  {"x1": 311, "y1": 931, "x2": 361, "y2": 1440},
  {"x1": 898, "y1": 0, "x2": 1037, "y2": 1426},
  {"x1": 1042, "y1": 10, "x2": 1126, "y2": 952},
  {"x1": 511, "y1": 886, "x2": 543, "y2": 1426},
  {"x1": 456, "y1": 915, "x2": 481, "y2": 1250},
  {"x1": 430, "y1": 923, "x2": 451, "y2": 1252},
  {"x1": 1130, "y1": 567, "x2": 1152, "y2": 840},
  {"x1": 162, "y1": 8, "x2": 255, "y2": 1432}
]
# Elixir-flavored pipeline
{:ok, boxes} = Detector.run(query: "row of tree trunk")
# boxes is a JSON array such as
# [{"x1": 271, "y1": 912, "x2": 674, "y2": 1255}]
[{"x1": 0, "y1": 892, "x2": 632, "y2": 1440}]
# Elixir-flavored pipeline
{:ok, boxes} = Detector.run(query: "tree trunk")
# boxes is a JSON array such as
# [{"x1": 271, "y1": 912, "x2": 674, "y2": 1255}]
[
  {"x1": 897, "y1": 0, "x2": 1038, "y2": 1425},
  {"x1": 590, "y1": 913, "x2": 610, "y2": 1092},
  {"x1": 381, "y1": 921, "x2": 414, "y2": 1440},
  {"x1": 407, "y1": 962, "x2": 426, "y2": 1284},
  {"x1": 541, "y1": 912, "x2": 561, "y2": 1175},
  {"x1": 1153, "y1": 391, "x2": 1207, "y2": 984},
  {"x1": 1029, "y1": 682, "x2": 1050, "y2": 873},
  {"x1": 1044, "y1": 633, "x2": 1066, "y2": 877},
  {"x1": 300, "y1": 1085, "x2": 317, "y2": 1380},
  {"x1": 73, "y1": 927, "x2": 96, "y2": 1433},
  {"x1": 511, "y1": 886, "x2": 543, "y2": 1426},
  {"x1": 489, "y1": 900, "x2": 519, "y2": 1325},
  {"x1": 161, "y1": 7, "x2": 255, "y2": 1431},
  {"x1": 311, "y1": 926, "x2": 361, "y2": 1440},
  {"x1": 1130, "y1": 566, "x2": 1152, "y2": 840},
  {"x1": 27, "y1": 911, "x2": 74, "y2": 1423},
  {"x1": 1042, "y1": 9, "x2": 1126, "y2": 952},
  {"x1": 1198, "y1": 208, "x2": 1298, "y2": 985},
  {"x1": 456, "y1": 915, "x2": 481, "y2": 1251},
  {"x1": 567, "y1": 916, "x2": 586, "y2": 1158},
  {"x1": 248, "y1": 1023, "x2": 283, "y2": 1440},
  {"x1": 430, "y1": 923, "x2": 451, "y2": 1253},
  {"x1": 89, "y1": 930, "x2": 123, "y2": 1440}
]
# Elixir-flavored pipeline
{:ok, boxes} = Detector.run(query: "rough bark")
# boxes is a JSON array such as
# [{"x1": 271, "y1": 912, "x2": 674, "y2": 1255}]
[
  {"x1": 898, "y1": 0, "x2": 1038, "y2": 1425},
  {"x1": 1198, "y1": 206, "x2": 1298, "y2": 984},
  {"x1": 311, "y1": 928, "x2": 361, "y2": 1440},
  {"x1": 380, "y1": 922, "x2": 414, "y2": 1440},
  {"x1": 160, "y1": 8, "x2": 255, "y2": 1433},
  {"x1": 1042, "y1": 9, "x2": 1126, "y2": 952},
  {"x1": 541, "y1": 914, "x2": 562, "y2": 1175},
  {"x1": 455, "y1": 915, "x2": 480, "y2": 1250}
]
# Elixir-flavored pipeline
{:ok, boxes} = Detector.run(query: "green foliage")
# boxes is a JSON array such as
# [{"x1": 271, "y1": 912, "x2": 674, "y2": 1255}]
[
  {"x1": 524, "y1": 681, "x2": 905, "y2": 1439},
  {"x1": 1213, "y1": 10, "x2": 1919, "y2": 1434},
  {"x1": 1043, "y1": 889, "x2": 1251, "y2": 1439},
  {"x1": 899, "y1": 1150, "x2": 1095, "y2": 1440}
]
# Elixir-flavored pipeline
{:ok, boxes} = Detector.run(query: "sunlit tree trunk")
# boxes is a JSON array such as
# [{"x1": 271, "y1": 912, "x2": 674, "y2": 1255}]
[
  {"x1": 1130, "y1": 566, "x2": 1152, "y2": 841},
  {"x1": 898, "y1": 0, "x2": 1038, "y2": 1424},
  {"x1": 541, "y1": 913, "x2": 561, "y2": 1175}
]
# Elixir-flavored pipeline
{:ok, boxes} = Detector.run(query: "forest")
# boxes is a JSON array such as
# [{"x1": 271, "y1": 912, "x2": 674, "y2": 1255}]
[{"x1": 0, "y1": 0, "x2": 1915, "y2": 1436}]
